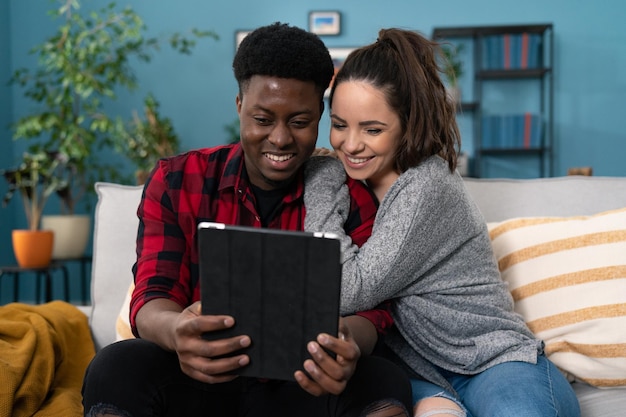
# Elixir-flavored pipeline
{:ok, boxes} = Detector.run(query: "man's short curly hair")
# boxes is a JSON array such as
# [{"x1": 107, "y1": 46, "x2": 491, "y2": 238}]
[{"x1": 233, "y1": 22, "x2": 334, "y2": 98}]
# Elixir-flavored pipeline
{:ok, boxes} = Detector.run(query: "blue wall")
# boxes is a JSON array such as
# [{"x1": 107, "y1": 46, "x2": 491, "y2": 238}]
[
  {"x1": 1, "y1": 1, "x2": 14, "y2": 270},
  {"x1": 2, "y1": 0, "x2": 626, "y2": 271}
]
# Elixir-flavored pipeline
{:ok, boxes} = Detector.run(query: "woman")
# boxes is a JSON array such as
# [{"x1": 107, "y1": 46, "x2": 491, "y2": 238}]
[{"x1": 304, "y1": 28, "x2": 580, "y2": 417}]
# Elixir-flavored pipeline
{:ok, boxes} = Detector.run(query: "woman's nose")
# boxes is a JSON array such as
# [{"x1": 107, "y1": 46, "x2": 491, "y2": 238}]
[{"x1": 342, "y1": 130, "x2": 363, "y2": 154}]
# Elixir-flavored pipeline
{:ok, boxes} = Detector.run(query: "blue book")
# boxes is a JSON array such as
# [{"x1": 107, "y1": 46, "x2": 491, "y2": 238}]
[
  {"x1": 514, "y1": 114, "x2": 524, "y2": 147},
  {"x1": 531, "y1": 115, "x2": 543, "y2": 147},
  {"x1": 482, "y1": 115, "x2": 493, "y2": 148},
  {"x1": 528, "y1": 34, "x2": 542, "y2": 68},
  {"x1": 494, "y1": 35, "x2": 504, "y2": 70},
  {"x1": 511, "y1": 34, "x2": 522, "y2": 69},
  {"x1": 481, "y1": 37, "x2": 490, "y2": 70},
  {"x1": 498, "y1": 114, "x2": 511, "y2": 148}
]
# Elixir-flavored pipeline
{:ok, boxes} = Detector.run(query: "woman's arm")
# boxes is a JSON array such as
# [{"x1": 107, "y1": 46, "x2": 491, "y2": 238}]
[{"x1": 306, "y1": 162, "x2": 456, "y2": 315}]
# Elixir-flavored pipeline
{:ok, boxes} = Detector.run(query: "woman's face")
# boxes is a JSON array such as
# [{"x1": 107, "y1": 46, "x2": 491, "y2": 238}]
[{"x1": 330, "y1": 80, "x2": 402, "y2": 198}]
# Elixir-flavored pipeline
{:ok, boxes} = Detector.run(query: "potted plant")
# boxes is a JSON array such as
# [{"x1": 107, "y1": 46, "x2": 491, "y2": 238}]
[
  {"x1": 1, "y1": 148, "x2": 70, "y2": 267},
  {"x1": 10, "y1": 0, "x2": 216, "y2": 258},
  {"x1": 114, "y1": 94, "x2": 180, "y2": 185},
  {"x1": 440, "y1": 43, "x2": 464, "y2": 104}
]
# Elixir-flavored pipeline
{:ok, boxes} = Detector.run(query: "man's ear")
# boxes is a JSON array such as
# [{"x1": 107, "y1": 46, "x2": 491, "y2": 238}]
[
  {"x1": 236, "y1": 94, "x2": 242, "y2": 115},
  {"x1": 318, "y1": 99, "x2": 325, "y2": 120}
]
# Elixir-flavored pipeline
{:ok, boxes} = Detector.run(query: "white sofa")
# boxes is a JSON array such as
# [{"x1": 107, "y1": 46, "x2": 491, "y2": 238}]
[{"x1": 85, "y1": 177, "x2": 626, "y2": 416}]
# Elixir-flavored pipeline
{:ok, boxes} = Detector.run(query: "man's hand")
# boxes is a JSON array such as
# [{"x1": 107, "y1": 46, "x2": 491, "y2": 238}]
[
  {"x1": 174, "y1": 301, "x2": 252, "y2": 384},
  {"x1": 137, "y1": 299, "x2": 251, "y2": 384},
  {"x1": 293, "y1": 318, "x2": 361, "y2": 396}
]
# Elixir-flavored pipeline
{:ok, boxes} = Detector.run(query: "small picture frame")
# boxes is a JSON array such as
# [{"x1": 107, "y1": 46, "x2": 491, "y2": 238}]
[
  {"x1": 326, "y1": 47, "x2": 355, "y2": 97},
  {"x1": 235, "y1": 30, "x2": 251, "y2": 50},
  {"x1": 309, "y1": 11, "x2": 341, "y2": 36}
]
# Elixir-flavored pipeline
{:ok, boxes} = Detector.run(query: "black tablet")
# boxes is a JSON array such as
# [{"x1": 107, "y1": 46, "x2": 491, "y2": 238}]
[{"x1": 197, "y1": 221, "x2": 341, "y2": 381}]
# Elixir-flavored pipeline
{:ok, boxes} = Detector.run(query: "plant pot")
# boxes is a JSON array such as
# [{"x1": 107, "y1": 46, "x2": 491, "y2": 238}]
[
  {"x1": 41, "y1": 214, "x2": 91, "y2": 259},
  {"x1": 12, "y1": 229, "x2": 54, "y2": 268}
]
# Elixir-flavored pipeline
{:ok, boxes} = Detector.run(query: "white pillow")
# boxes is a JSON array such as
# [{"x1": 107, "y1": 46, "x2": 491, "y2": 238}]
[
  {"x1": 488, "y1": 207, "x2": 626, "y2": 388},
  {"x1": 90, "y1": 182, "x2": 142, "y2": 350}
]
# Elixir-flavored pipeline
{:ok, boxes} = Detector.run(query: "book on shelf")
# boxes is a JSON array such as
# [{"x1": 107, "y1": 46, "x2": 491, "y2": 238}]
[
  {"x1": 481, "y1": 113, "x2": 542, "y2": 149},
  {"x1": 482, "y1": 33, "x2": 542, "y2": 70}
]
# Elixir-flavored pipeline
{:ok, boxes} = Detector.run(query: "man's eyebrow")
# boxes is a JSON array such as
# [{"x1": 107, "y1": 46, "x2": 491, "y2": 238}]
[{"x1": 252, "y1": 105, "x2": 315, "y2": 118}]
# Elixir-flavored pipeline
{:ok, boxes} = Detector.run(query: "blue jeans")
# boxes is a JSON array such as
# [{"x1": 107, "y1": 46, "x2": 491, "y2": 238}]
[{"x1": 411, "y1": 355, "x2": 580, "y2": 417}]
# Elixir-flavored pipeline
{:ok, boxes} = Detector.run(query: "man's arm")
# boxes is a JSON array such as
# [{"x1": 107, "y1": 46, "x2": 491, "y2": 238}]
[{"x1": 131, "y1": 165, "x2": 251, "y2": 383}]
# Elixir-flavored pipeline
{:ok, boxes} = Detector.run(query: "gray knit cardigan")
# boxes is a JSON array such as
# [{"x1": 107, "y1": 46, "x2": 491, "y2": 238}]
[{"x1": 304, "y1": 155, "x2": 543, "y2": 393}]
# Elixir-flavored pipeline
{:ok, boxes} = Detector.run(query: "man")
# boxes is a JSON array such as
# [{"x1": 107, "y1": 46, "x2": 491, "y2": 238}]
[{"x1": 82, "y1": 22, "x2": 411, "y2": 417}]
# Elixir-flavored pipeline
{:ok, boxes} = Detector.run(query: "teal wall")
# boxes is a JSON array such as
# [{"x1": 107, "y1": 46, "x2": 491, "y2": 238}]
[
  {"x1": 1, "y1": 0, "x2": 626, "y2": 281},
  {"x1": 1, "y1": 1, "x2": 14, "y2": 271}
]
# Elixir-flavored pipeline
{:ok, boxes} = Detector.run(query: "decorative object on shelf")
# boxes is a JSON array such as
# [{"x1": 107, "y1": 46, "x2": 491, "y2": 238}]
[
  {"x1": 327, "y1": 47, "x2": 356, "y2": 97},
  {"x1": 235, "y1": 30, "x2": 251, "y2": 50},
  {"x1": 2, "y1": 150, "x2": 71, "y2": 267},
  {"x1": 309, "y1": 11, "x2": 341, "y2": 36},
  {"x1": 113, "y1": 94, "x2": 180, "y2": 185},
  {"x1": 440, "y1": 43, "x2": 464, "y2": 104},
  {"x1": 10, "y1": 0, "x2": 217, "y2": 211}
]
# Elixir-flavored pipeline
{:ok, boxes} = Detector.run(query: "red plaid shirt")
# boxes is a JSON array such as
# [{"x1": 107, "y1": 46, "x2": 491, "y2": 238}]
[{"x1": 130, "y1": 144, "x2": 391, "y2": 336}]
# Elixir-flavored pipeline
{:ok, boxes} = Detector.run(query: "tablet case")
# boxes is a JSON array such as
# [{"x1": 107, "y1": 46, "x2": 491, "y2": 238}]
[{"x1": 197, "y1": 222, "x2": 342, "y2": 381}]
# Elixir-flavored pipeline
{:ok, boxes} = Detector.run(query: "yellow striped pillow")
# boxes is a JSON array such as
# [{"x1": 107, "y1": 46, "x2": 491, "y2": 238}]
[
  {"x1": 488, "y1": 207, "x2": 626, "y2": 388},
  {"x1": 115, "y1": 282, "x2": 135, "y2": 341}
]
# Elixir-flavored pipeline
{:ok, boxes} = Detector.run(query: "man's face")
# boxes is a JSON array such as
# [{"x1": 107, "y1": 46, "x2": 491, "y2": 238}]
[{"x1": 237, "y1": 75, "x2": 322, "y2": 190}]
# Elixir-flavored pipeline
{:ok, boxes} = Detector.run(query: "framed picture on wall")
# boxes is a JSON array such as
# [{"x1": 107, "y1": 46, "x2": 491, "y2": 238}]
[
  {"x1": 235, "y1": 30, "x2": 251, "y2": 50},
  {"x1": 309, "y1": 11, "x2": 341, "y2": 36},
  {"x1": 326, "y1": 47, "x2": 355, "y2": 97}
]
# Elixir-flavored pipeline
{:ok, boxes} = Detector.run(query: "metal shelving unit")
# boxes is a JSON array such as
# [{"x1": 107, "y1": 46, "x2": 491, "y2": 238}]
[{"x1": 433, "y1": 24, "x2": 554, "y2": 177}]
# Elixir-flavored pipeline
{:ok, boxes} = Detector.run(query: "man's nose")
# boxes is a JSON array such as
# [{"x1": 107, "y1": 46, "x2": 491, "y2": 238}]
[{"x1": 268, "y1": 123, "x2": 293, "y2": 148}]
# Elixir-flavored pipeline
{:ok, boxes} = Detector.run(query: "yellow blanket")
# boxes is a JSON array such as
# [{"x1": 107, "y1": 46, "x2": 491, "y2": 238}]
[{"x1": 0, "y1": 301, "x2": 96, "y2": 417}]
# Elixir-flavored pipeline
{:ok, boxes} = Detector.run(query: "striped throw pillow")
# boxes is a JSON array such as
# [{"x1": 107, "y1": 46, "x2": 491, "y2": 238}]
[
  {"x1": 115, "y1": 282, "x2": 135, "y2": 341},
  {"x1": 487, "y1": 207, "x2": 626, "y2": 388}
]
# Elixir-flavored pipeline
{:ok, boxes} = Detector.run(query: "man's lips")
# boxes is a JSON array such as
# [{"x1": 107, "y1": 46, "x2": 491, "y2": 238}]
[{"x1": 264, "y1": 152, "x2": 295, "y2": 162}]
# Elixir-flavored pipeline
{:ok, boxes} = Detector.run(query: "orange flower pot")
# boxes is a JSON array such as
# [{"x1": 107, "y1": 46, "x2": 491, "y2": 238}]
[{"x1": 12, "y1": 229, "x2": 54, "y2": 268}]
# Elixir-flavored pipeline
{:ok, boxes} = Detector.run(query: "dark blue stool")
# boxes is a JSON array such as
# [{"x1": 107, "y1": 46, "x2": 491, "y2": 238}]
[{"x1": 0, "y1": 261, "x2": 69, "y2": 303}]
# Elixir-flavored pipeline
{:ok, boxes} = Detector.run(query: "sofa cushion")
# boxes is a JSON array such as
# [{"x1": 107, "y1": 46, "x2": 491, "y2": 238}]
[
  {"x1": 464, "y1": 176, "x2": 626, "y2": 222},
  {"x1": 487, "y1": 207, "x2": 626, "y2": 388}
]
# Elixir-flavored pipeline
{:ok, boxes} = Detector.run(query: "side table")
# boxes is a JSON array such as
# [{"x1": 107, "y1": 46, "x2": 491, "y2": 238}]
[
  {"x1": 58, "y1": 255, "x2": 93, "y2": 304},
  {"x1": 0, "y1": 261, "x2": 69, "y2": 303}
]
